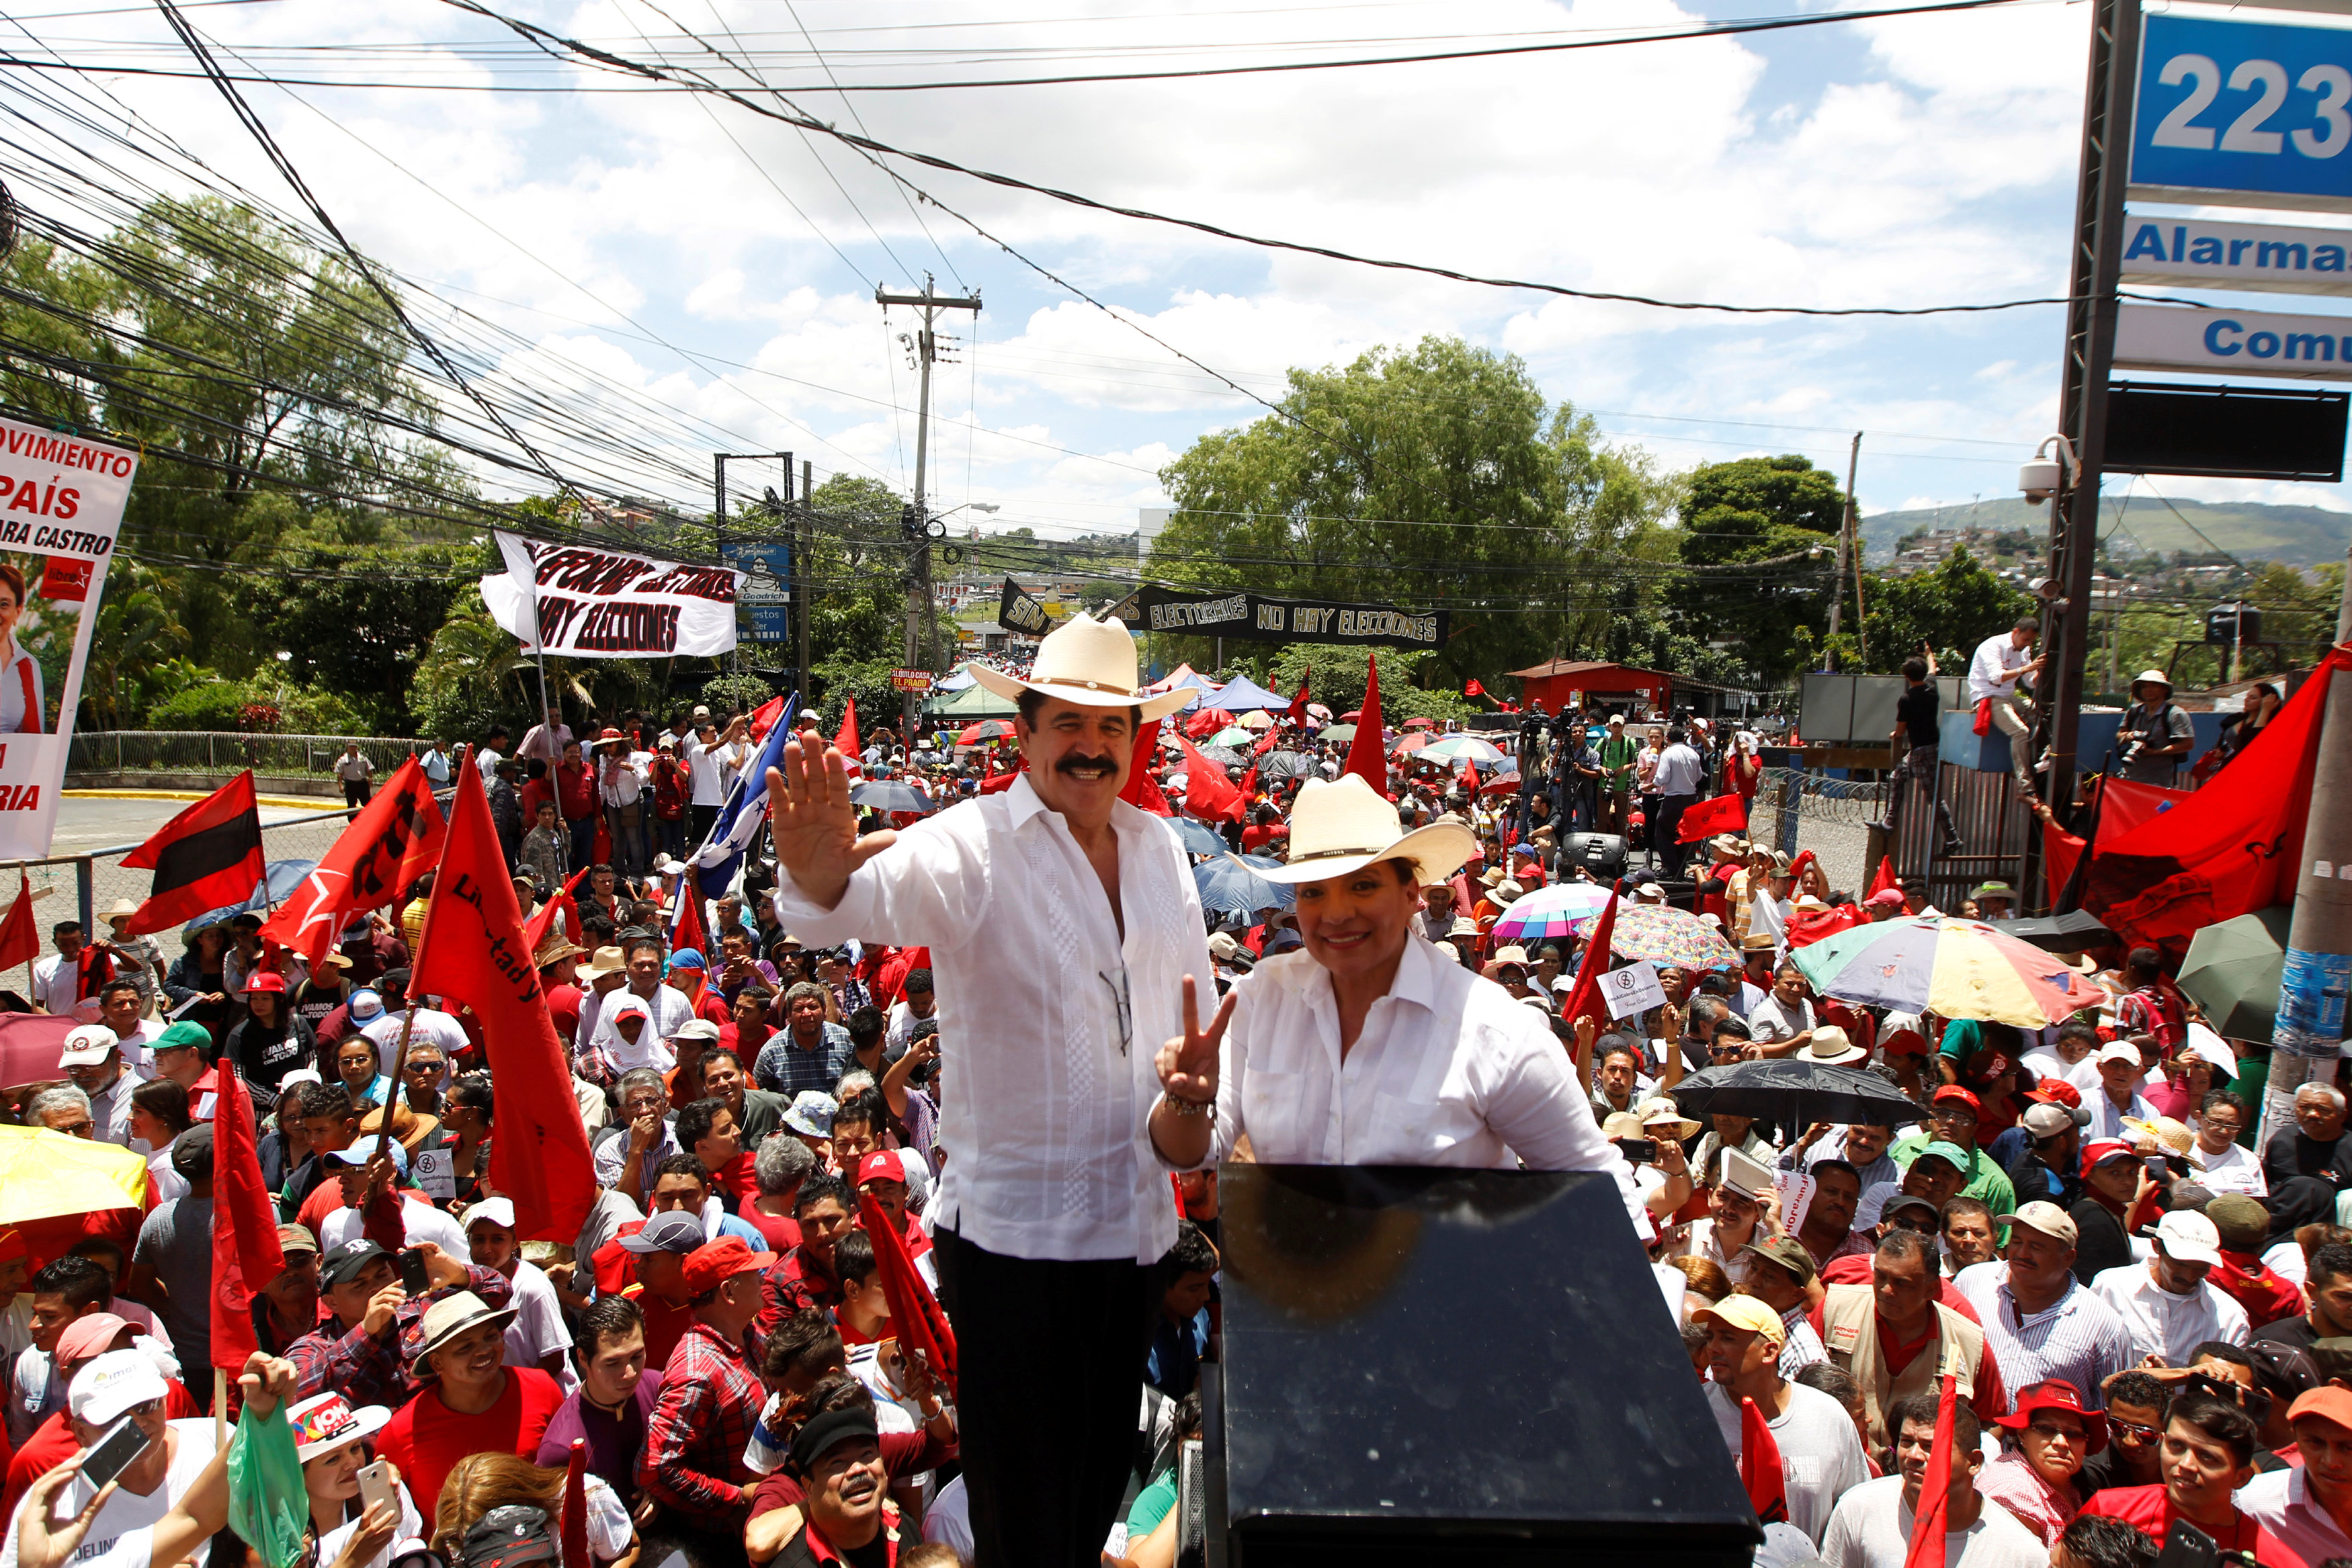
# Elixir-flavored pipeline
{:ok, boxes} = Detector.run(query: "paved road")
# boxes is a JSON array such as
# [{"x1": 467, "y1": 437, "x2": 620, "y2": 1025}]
[{"x1": 53, "y1": 794, "x2": 330, "y2": 856}]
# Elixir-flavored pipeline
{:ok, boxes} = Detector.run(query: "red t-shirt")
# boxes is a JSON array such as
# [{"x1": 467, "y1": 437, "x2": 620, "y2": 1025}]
[
  {"x1": 2079, "y1": 1483, "x2": 2299, "y2": 1566},
  {"x1": 556, "y1": 763, "x2": 596, "y2": 821},
  {"x1": 622, "y1": 1287, "x2": 698, "y2": 1370},
  {"x1": 378, "y1": 1367, "x2": 565, "y2": 1515},
  {"x1": 740, "y1": 1207, "x2": 802, "y2": 1254},
  {"x1": 544, "y1": 982, "x2": 583, "y2": 1046},
  {"x1": 711, "y1": 1150, "x2": 759, "y2": 1205}
]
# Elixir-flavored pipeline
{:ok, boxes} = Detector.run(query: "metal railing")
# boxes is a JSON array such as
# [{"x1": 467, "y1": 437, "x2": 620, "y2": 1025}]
[{"x1": 69, "y1": 732, "x2": 431, "y2": 778}]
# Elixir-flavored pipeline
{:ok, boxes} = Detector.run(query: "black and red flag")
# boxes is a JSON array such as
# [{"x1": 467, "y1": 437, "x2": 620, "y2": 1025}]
[
  {"x1": 259, "y1": 756, "x2": 445, "y2": 967},
  {"x1": 118, "y1": 771, "x2": 264, "y2": 937}
]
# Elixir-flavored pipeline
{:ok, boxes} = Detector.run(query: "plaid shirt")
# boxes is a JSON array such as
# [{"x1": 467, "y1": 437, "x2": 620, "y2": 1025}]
[
  {"x1": 753, "y1": 1025, "x2": 851, "y2": 1097},
  {"x1": 829, "y1": 979, "x2": 872, "y2": 1019},
  {"x1": 286, "y1": 1264, "x2": 511, "y2": 1412},
  {"x1": 640, "y1": 1319, "x2": 765, "y2": 1521}
]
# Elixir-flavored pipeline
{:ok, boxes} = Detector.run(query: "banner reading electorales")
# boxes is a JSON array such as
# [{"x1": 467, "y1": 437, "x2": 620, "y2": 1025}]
[
  {"x1": 1109, "y1": 584, "x2": 1448, "y2": 649},
  {"x1": 480, "y1": 531, "x2": 745, "y2": 658}
]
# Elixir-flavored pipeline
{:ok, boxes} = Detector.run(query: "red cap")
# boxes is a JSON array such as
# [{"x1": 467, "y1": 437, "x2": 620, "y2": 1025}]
[
  {"x1": 2081, "y1": 1138, "x2": 2134, "y2": 1176},
  {"x1": 245, "y1": 971, "x2": 287, "y2": 994},
  {"x1": 855, "y1": 1150, "x2": 907, "y2": 1188},
  {"x1": 2027, "y1": 1079, "x2": 2083, "y2": 1109},
  {"x1": 680, "y1": 1237, "x2": 775, "y2": 1297},
  {"x1": 1996, "y1": 1380, "x2": 2107, "y2": 1452},
  {"x1": 1931, "y1": 1085, "x2": 1982, "y2": 1113},
  {"x1": 2290, "y1": 1387, "x2": 2352, "y2": 1434},
  {"x1": 0, "y1": 1228, "x2": 26, "y2": 1265},
  {"x1": 592, "y1": 1221, "x2": 644, "y2": 1296}
]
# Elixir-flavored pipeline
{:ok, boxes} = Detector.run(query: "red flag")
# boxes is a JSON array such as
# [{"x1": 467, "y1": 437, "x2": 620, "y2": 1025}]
[
  {"x1": 1903, "y1": 1373, "x2": 1960, "y2": 1568},
  {"x1": 1236, "y1": 765, "x2": 1259, "y2": 801},
  {"x1": 746, "y1": 694, "x2": 788, "y2": 742},
  {"x1": 259, "y1": 758, "x2": 446, "y2": 966},
  {"x1": 836, "y1": 698, "x2": 864, "y2": 784},
  {"x1": 857, "y1": 1191, "x2": 958, "y2": 1399},
  {"x1": 1252, "y1": 725, "x2": 1282, "y2": 757},
  {"x1": 1462, "y1": 760, "x2": 1480, "y2": 792},
  {"x1": 411, "y1": 765, "x2": 595, "y2": 1242},
  {"x1": 670, "y1": 871, "x2": 708, "y2": 956},
  {"x1": 1118, "y1": 719, "x2": 1173, "y2": 818},
  {"x1": 1558, "y1": 888, "x2": 1620, "y2": 1029},
  {"x1": 1788, "y1": 905, "x2": 1864, "y2": 949},
  {"x1": 978, "y1": 768, "x2": 1023, "y2": 795},
  {"x1": 118, "y1": 772, "x2": 265, "y2": 937},
  {"x1": 1185, "y1": 706, "x2": 1231, "y2": 740},
  {"x1": 1675, "y1": 793, "x2": 1749, "y2": 844},
  {"x1": 2082, "y1": 646, "x2": 2348, "y2": 954},
  {"x1": 1466, "y1": 678, "x2": 1484, "y2": 698},
  {"x1": 1179, "y1": 738, "x2": 1246, "y2": 823},
  {"x1": 0, "y1": 872, "x2": 38, "y2": 975},
  {"x1": 209, "y1": 1063, "x2": 284, "y2": 1373},
  {"x1": 1738, "y1": 1394, "x2": 1789, "y2": 1526},
  {"x1": 1343, "y1": 655, "x2": 1390, "y2": 799},
  {"x1": 1285, "y1": 673, "x2": 1311, "y2": 728},
  {"x1": 1867, "y1": 857, "x2": 1900, "y2": 900},
  {"x1": 522, "y1": 864, "x2": 591, "y2": 955},
  {"x1": 559, "y1": 1440, "x2": 591, "y2": 1568}
]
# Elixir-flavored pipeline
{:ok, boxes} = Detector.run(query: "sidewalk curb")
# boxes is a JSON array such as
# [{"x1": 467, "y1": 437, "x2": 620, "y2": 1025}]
[{"x1": 62, "y1": 789, "x2": 335, "y2": 812}]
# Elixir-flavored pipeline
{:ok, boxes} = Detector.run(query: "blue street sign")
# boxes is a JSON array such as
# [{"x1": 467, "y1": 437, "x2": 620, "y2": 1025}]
[
  {"x1": 2132, "y1": 12, "x2": 2352, "y2": 212},
  {"x1": 723, "y1": 540, "x2": 791, "y2": 642}
]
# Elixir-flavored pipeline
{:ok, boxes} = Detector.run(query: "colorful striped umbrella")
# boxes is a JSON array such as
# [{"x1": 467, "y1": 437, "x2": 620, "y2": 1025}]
[
  {"x1": 1490, "y1": 882, "x2": 1620, "y2": 943},
  {"x1": 1208, "y1": 726, "x2": 1257, "y2": 747},
  {"x1": 1418, "y1": 735, "x2": 1508, "y2": 767},
  {"x1": 1568, "y1": 903, "x2": 1741, "y2": 971},
  {"x1": 1790, "y1": 916, "x2": 2107, "y2": 1027}
]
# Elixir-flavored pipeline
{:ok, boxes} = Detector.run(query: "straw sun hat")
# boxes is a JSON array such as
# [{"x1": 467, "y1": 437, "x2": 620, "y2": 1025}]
[
  {"x1": 966, "y1": 611, "x2": 1195, "y2": 722},
  {"x1": 1257, "y1": 775, "x2": 1477, "y2": 887}
]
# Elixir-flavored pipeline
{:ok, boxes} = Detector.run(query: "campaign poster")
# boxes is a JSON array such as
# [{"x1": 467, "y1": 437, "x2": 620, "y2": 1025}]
[{"x1": 0, "y1": 416, "x2": 138, "y2": 859}]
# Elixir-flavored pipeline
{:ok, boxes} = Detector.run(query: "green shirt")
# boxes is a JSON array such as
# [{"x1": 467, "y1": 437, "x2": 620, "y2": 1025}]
[
  {"x1": 1887, "y1": 1132, "x2": 2017, "y2": 1219},
  {"x1": 1599, "y1": 735, "x2": 1641, "y2": 794},
  {"x1": 1128, "y1": 1471, "x2": 1179, "y2": 1536}
]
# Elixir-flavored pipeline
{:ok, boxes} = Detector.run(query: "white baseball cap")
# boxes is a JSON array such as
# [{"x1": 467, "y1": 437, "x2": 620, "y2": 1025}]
[
  {"x1": 2095, "y1": 1041, "x2": 2142, "y2": 1066},
  {"x1": 69, "y1": 1350, "x2": 167, "y2": 1426},
  {"x1": 58, "y1": 1025, "x2": 120, "y2": 1068},
  {"x1": 2154, "y1": 1210, "x2": 2224, "y2": 1267},
  {"x1": 462, "y1": 1196, "x2": 517, "y2": 1232}
]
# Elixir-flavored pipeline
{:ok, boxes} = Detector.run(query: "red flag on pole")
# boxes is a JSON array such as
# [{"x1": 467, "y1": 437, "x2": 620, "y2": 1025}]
[
  {"x1": 1462, "y1": 760, "x2": 1480, "y2": 792},
  {"x1": 0, "y1": 871, "x2": 38, "y2": 975},
  {"x1": 1343, "y1": 654, "x2": 1389, "y2": 799},
  {"x1": 411, "y1": 765, "x2": 595, "y2": 1242},
  {"x1": 670, "y1": 871, "x2": 709, "y2": 957},
  {"x1": 746, "y1": 694, "x2": 788, "y2": 742},
  {"x1": 1867, "y1": 856, "x2": 1900, "y2": 901},
  {"x1": 1558, "y1": 889, "x2": 1621, "y2": 1029},
  {"x1": 856, "y1": 1190, "x2": 958, "y2": 1399},
  {"x1": 209, "y1": 1062, "x2": 284, "y2": 1373},
  {"x1": 1178, "y1": 738, "x2": 1246, "y2": 823},
  {"x1": 1902, "y1": 1373, "x2": 1960, "y2": 1568},
  {"x1": 1284, "y1": 672, "x2": 1311, "y2": 728},
  {"x1": 559, "y1": 1440, "x2": 591, "y2": 1568},
  {"x1": 1118, "y1": 719, "x2": 1173, "y2": 818},
  {"x1": 837, "y1": 698, "x2": 864, "y2": 784},
  {"x1": 522, "y1": 864, "x2": 591, "y2": 955},
  {"x1": 259, "y1": 758, "x2": 446, "y2": 966},
  {"x1": 1675, "y1": 793, "x2": 1750, "y2": 844},
  {"x1": 118, "y1": 772, "x2": 265, "y2": 937},
  {"x1": 1738, "y1": 1395, "x2": 1789, "y2": 1525}
]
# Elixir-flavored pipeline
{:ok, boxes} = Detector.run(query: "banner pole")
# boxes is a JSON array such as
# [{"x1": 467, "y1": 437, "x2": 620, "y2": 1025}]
[
  {"x1": 214, "y1": 1368, "x2": 226, "y2": 1448},
  {"x1": 374, "y1": 1003, "x2": 419, "y2": 1166},
  {"x1": 516, "y1": 538, "x2": 566, "y2": 880}
]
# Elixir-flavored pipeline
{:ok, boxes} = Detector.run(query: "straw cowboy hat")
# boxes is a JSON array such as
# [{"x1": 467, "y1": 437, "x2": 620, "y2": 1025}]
[
  {"x1": 967, "y1": 611, "x2": 1195, "y2": 722},
  {"x1": 1257, "y1": 775, "x2": 1477, "y2": 887}
]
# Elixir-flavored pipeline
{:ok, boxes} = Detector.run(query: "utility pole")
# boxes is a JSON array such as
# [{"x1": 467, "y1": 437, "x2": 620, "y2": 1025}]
[
  {"x1": 1827, "y1": 431, "x2": 1862, "y2": 670},
  {"x1": 2266, "y1": 552, "x2": 2352, "y2": 1145},
  {"x1": 877, "y1": 274, "x2": 980, "y2": 732},
  {"x1": 798, "y1": 458, "x2": 814, "y2": 709},
  {"x1": 2039, "y1": 0, "x2": 2143, "y2": 867}
]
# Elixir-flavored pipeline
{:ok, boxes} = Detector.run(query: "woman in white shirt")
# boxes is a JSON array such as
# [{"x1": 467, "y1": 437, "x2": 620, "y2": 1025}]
[{"x1": 1148, "y1": 775, "x2": 1642, "y2": 1225}]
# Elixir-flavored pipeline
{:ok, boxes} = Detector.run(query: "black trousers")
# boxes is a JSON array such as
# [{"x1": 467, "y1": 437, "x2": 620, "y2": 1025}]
[
  {"x1": 1654, "y1": 792, "x2": 1697, "y2": 876},
  {"x1": 935, "y1": 1228, "x2": 1159, "y2": 1568}
]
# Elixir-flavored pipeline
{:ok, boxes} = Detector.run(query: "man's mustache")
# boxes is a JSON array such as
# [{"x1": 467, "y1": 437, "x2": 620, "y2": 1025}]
[{"x1": 1055, "y1": 752, "x2": 1119, "y2": 774}]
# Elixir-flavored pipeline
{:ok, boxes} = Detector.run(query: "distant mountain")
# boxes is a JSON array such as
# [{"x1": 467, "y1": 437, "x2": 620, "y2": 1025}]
[{"x1": 1859, "y1": 497, "x2": 2350, "y2": 568}]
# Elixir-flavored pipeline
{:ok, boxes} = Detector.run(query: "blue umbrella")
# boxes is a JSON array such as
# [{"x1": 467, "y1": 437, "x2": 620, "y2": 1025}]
[
  {"x1": 851, "y1": 781, "x2": 935, "y2": 815},
  {"x1": 1193, "y1": 853, "x2": 1294, "y2": 916},
  {"x1": 1167, "y1": 817, "x2": 1231, "y2": 857},
  {"x1": 182, "y1": 858, "x2": 322, "y2": 934}
]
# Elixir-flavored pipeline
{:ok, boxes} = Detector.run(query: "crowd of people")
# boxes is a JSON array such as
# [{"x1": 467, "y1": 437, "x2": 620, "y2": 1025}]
[{"x1": 0, "y1": 607, "x2": 2337, "y2": 1568}]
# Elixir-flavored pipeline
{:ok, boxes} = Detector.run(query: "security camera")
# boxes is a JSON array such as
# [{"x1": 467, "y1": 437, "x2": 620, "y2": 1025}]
[{"x1": 2019, "y1": 459, "x2": 2062, "y2": 503}]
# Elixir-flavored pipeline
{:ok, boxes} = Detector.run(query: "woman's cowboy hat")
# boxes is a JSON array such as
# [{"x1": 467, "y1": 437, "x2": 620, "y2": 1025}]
[
  {"x1": 1256, "y1": 775, "x2": 1476, "y2": 886},
  {"x1": 966, "y1": 611, "x2": 1195, "y2": 722}
]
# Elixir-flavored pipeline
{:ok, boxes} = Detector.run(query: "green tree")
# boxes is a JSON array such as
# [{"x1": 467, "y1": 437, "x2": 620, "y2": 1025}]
[
  {"x1": 1668, "y1": 455, "x2": 1845, "y2": 679},
  {"x1": 1148, "y1": 337, "x2": 1674, "y2": 696},
  {"x1": 1847, "y1": 549, "x2": 2029, "y2": 674}
]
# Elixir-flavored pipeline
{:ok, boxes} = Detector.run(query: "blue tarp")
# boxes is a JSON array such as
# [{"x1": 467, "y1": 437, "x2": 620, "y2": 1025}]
[{"x1": 1202, "y1": 675, "x2": 1289, "y2": 712}]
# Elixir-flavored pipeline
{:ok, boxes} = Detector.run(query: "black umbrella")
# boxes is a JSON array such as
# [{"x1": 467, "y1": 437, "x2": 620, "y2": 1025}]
[
  {"x1": 1997, "y1": 910, "x2": 2117, "y2": 953},
  {"x1": 1669, "y1": 1059, "x2": 1923, "y2": 1129}
]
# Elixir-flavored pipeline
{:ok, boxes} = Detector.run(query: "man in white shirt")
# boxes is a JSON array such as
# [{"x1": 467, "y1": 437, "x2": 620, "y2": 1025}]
[
  {"x1": 462, "y1": 1197, "x2": 577, "y2": 1393},
  {"x1": 1966, "y1": 617, "x2": 2044, "y2": 794},
  {"x1": 97, "y1": 980, "x2": 163, "y2": 1080},
  {"x1": 2090, "y1": 1210, "x2": 2249, "y2": 1366},
  {"x1": 1950, "y1": 1203, "x2": 2137, "y2": 1406},
  {"x1": 1649, "y1": 725, "x2": 1706, "y2": 878},
  {"x1": 31, "y1": 920, "x2": 93, "y2": 1017},
  {"x1": 1820, "y1": 1391, "x2": 2046, "y2": 1568},
  {"x1": 2238, "y1": 1385, "x2": 2352, "y2": 1565},
  {"x1": 2191, "y1": 1092, "x2": 2266, "y2": 1196},
  {"x1": 314, "y1": 1143, "x2": 468, "y2": 1256},
  {"x1": 2080, "y1": 1041, "x2": 2160, "y2": 1141},
  {"x1": 765, "y1": 609, "x2": 1206, "y2": 1568},
  {"x1": 476, "y1": 725, "x2": 507, "y2": 781},
  {"x1": 59, "y1": 1025, "x2": 138, "y2": 1148},
  {"x1": 884, "y1": 969, "x2": 938, "y2": 1059},
  {"x1": 681, "y1": 713, "x2": 747, "y2": 846},
  {"x1": 518, "y1": 716, "x2": 575, "y2": 763},
  {"x1": 1699, "y1": 1295, "x2": 1872, "y2": 1543},
  {"x1": 595, "y1": 729, "x2": 647, "y2": 877},
  {"x1": 583, "y1": 939, "x2": 692, "y2": 1070},
  {"x1": 1748, "y1": 961, "x2": 1818, "y2": 1058}
]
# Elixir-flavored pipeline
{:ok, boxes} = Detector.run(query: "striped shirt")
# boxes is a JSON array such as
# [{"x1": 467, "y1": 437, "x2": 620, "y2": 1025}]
[{"x1": 1951, "y1": 1261, "x2": 2135, "y2": 1413}]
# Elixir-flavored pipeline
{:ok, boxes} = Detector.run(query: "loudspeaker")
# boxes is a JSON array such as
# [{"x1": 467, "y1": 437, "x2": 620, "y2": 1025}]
[
  {"x1": 1560, "y1": 832, "x2": 1627, "y2": 883},
  {"x1": 1208, "y1": 1165, "x2": 1759, "y2": 1567}
]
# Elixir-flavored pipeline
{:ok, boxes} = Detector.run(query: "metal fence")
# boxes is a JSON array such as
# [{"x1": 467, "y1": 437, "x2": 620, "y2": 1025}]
[
  {"x1": 69, "y1": 732, "x2": 430, "y2": 779},
  {"x1": 6, "y1": 801, "x2": 382, "y2": 976}
]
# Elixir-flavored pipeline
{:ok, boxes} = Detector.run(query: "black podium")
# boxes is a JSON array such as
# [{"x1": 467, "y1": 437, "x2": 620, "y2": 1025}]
[{"x1": 1204, "y1": 1165, "x2": 1760, "y2": 1567}]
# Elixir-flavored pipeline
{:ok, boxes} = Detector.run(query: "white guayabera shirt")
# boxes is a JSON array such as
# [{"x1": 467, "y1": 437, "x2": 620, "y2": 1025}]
[
  {"x1": 1183, "y1": 935, "x2": 1648, "y2": 1231},
  {"x1": 771, "y1": 773, "x2": 1212, "y2": 1265}
]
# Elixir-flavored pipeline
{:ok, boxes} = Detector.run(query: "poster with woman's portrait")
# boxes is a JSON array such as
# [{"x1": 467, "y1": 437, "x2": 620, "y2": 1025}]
[{"x1": 0, "y1": 414, "x2": 138, "y2": 859}]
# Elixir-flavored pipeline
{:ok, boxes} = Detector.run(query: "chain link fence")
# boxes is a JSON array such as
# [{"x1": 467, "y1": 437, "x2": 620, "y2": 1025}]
[
  {"x1": 71, "y1": 732, "x2": 429, "y2": 782},
  {"x1": 1750, "y1": 767, "x2": 1884, "y2": 897}
]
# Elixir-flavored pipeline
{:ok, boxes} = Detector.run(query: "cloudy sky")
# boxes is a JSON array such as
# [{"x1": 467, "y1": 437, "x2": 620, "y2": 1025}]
[{"x1": 16, "y1": 0, "x2": 2352, "y2": 541}]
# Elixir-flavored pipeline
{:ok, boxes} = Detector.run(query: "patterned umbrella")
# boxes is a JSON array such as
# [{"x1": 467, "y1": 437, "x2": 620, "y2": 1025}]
[
  {"x1": 1791, "y1": 916, "x2": 2107, "y2": 1027},
  {"x1": 1208, "y1": 726, "x2": 1256, "y2": 747},
  {"x1": 1401, "y1": 717, "x2": 1437, "y2": 730},
  {"x1": 1490, "y1": 883, "x2": 1621, "y2": 944},
  {"x1": 1419, "y1": 735, "x2": 1508, "y2": 767},
  {"x1": 1568, "y1": 902, "x2": 1741, "y2": 971},
  {"x1": 956, "y1": 720, "x2": 1015, "y2": 744},
  {"x1": 1196, "y1": 745, "x2": 1246, "y2": 767},
  {"x1": 1236, "y1": 711, "x2": 1274, "y2": 730},
  {"x1": 1257, "y1": 750, "x2": 1315, "y2": 781},
  {"x1": 1390, "y1": 732, "x2": 1433, "y2": 755}
]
